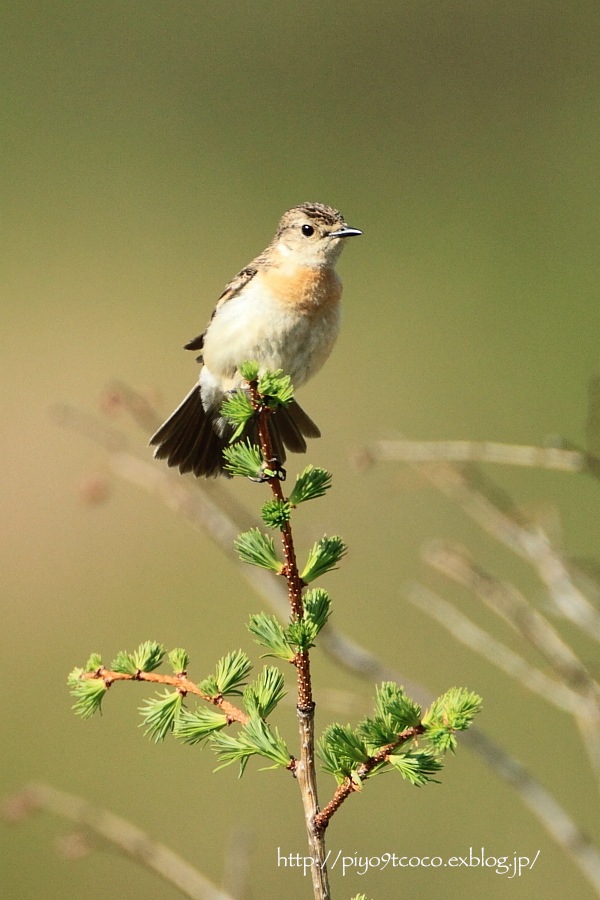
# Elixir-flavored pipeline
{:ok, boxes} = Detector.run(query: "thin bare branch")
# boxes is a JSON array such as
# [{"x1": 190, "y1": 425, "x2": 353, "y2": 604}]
[
  {"x1": 221, "y1": 825, "x2": 253, "y2": 900},
  {"x1": 423, "y1": 541, "x2": 600, "y2": 702},
  {"x1": 422, "y1": 542, "x2": 600, "y2": 789},
  {"x1": 462, "y1": 730, "x2": 600, "y2": 892},
  {"x1": 405, "y1": 583, "x2": 588, "y2": 716},
  {"x1": 4, "y1": 783, "x2": 233, "y2": 900},
  {"x1": 370, "y1": 439, "x2": 588, "y2": 471},
  {"x1": 399, "y1": 456, "x2": 600, "y2": 642}
]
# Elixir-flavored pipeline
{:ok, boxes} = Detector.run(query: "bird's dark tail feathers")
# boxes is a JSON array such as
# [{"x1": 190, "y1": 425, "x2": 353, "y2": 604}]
[{"x1": 150, "y1": 385, "x2": 321, "y2": 478}]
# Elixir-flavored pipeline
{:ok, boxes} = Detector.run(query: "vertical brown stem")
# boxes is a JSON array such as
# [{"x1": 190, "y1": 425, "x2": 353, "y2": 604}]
[
  {"x1": 249, "y1": 383, "x2": 329, "y2": 899},
  {"x1": 250, "y1": 386, "x2": 313, "y2": 707},
  {"x1": 296, "y1": 706, "x2": 332, "y2": 899}
]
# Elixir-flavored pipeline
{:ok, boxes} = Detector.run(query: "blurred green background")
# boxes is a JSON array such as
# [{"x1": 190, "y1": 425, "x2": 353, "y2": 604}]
[{"x1": 3, "y1": 2, "x2": 600, "y2": 897}]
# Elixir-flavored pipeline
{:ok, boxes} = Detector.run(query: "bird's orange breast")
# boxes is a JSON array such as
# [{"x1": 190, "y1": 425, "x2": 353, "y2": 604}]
[{"x1": 258, "y1": 266, "x2": 343, "y2": 314}]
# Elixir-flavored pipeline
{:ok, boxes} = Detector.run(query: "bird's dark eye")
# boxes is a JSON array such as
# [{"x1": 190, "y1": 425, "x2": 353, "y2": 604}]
[{"x1": 301, "y1": 224, "x2": 314, "y2": 237}]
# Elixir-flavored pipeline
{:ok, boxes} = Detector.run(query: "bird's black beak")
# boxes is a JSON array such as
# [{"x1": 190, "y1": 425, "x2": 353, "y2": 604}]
[{"x1": 329, "y1": 226, "x2": 363, "y2": 238}]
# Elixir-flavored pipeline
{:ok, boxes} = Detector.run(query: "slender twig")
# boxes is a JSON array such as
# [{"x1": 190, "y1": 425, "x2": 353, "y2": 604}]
[
  {"x1": 421, "y1": 541, "x2": 600, "y2": 790},
  {"x1": 248, "y1": 384, "x2": 309, "y2": 695},
  {"x1": 367, "y1": 438, "x2": 599, "y2": 476},
  {"x1": 82, "y1": 668, "x2": 249, "y2": 725},
  {"x1": 405, "y1": 583, "x2": 589, "y2": 716},
  {"x1": 403, "y1": 457, "x2": 600, "y2": 642},
  {"x1": 247, "y1": 385, "x2": 328, "y2": 900},
  {"x1": 577, "y1": 712, "x2": 600, "y2": 799},
  {"x1": 395, "y1": 447, "x2": 600, "y2": 790},
  {"x1": 405, "y1": 449, "x2": 600, "y2": 788},
  {"x1": 361, "y1": 437, "x2": 600, "y2": 640},
  {"x1": 3, "y1": 783, "x2": 233, "y2": 900},
  {"x1": 221, "y1": 824, "x2": 253, "y2": 900},
  {"x1": 314, "y1": 725, "x2": 425, "y2": 832},
  {"x1": 462, "y1": 730, "x2": 600, "y2": 892},
  {"x1": 423, "y1": 542, "x2": 600, "y2": 702}
]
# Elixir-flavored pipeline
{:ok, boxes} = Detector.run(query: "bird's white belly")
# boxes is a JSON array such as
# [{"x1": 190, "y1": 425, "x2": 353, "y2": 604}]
[{"x1": 200, "y1": 284, "x2": 341, "y2": 411}]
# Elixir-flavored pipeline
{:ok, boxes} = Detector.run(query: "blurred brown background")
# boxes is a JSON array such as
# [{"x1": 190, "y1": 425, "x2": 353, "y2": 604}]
[{"x1": 3, "y1": 2, "x2": 600, "y2": 897}]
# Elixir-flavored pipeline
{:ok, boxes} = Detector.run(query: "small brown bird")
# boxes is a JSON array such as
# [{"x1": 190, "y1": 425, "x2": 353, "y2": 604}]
[{"x1": 150, "y1": 202, "x2": 361, "y2": 476}]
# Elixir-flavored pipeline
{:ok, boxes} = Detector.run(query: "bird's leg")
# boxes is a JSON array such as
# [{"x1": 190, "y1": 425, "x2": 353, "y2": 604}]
[{"x1": 265, "y1": 457, "x2": 286, "y2": 482}]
